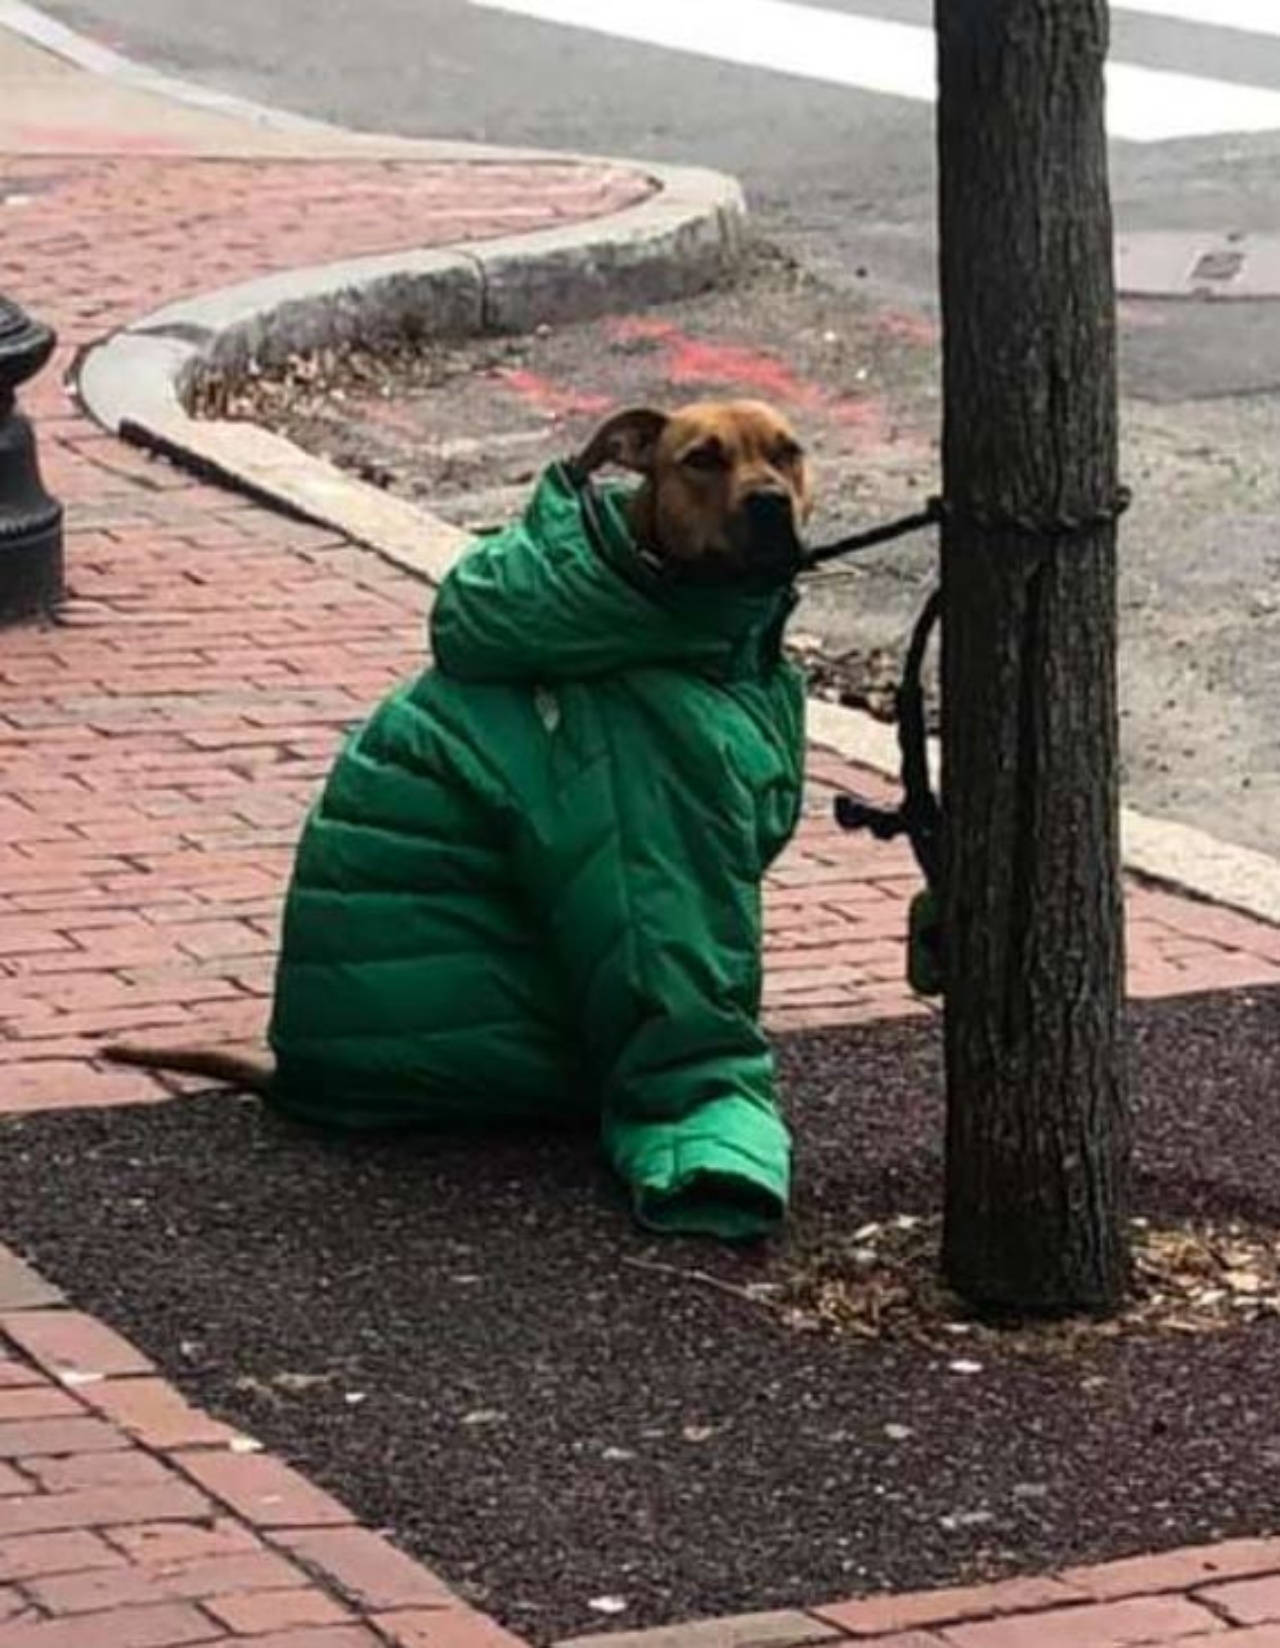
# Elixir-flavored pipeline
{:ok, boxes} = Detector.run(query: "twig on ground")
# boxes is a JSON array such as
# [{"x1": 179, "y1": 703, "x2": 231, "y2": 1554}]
[{"x1": 621, "y1": 1254, "x2": 778, "y2": 1312}]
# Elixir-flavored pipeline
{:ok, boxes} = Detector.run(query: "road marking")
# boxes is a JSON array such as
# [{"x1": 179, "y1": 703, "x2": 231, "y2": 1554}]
[
  {"x1": 1113, "y1": 0, "x2": 1280, "y2": 39},
  {"x1": 469, "y1": 0, "x2": 1280, "y2": 141},
  {"x1": 477, "y1": 0, "x2": 934, "y2": 101},
  {"x1": 1108, "y1": 63, "x2": 1280, "y2": 141}
]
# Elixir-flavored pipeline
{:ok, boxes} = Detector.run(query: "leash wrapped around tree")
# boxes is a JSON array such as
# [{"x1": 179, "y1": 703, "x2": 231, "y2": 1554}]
[
  {"x1": 804, "y1": 487, "x2": 1133, "y2": 1000},
  {"x1": 574, "y1": 466, "x2": 949, "y2": 994},
  {"x1": 803, "y1": 502, "x2": 946, "y2": 996}
]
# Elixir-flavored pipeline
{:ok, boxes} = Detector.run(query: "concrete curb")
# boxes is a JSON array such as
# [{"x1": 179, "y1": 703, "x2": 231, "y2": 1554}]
[
  {"x1": 0, "y1": 0, "x2": 338, "y2": 133},
  {"x1": 76, "y1": 159, "x2": 744, "y2": 581}
]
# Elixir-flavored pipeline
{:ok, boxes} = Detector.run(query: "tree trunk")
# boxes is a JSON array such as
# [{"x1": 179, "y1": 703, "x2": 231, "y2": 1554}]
[{"x1": 934, "y1": 0, "x2": 1131, "y2": 1314}]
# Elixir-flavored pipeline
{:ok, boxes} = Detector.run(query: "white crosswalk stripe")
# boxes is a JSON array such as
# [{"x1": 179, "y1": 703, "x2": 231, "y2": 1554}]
[
  {"x1": 1113, "y1": 0, "x2": 1280, "y2": 40},
  {"x1": 468, "y1": 0, "x2": 1280, "y2": 142}
]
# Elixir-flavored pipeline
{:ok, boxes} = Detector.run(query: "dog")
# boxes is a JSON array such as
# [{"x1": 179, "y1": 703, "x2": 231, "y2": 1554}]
[
  {"x1": 107, "y1": 399, "x2": 811, "y2": 1238},
  {"x1": 574, "y1": 398, "x2": 810, "y2": 579}
]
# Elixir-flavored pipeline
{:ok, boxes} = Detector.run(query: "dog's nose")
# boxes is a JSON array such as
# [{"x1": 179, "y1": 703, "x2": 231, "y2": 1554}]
[
  {"x1": 736, "y1": 487, "x2": 802, "y2": 581},
  {"x1": 742, "y1": 487, "x2": 796, "y2": 537}
]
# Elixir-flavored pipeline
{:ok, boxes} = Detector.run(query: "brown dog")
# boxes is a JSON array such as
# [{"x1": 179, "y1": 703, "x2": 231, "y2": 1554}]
[
  {"x1": 105, "y1": 398, "x2": 811, "y2": 1092},
  {"x1": 575, "y1": 398, "x2": 812, "y2": 580}
]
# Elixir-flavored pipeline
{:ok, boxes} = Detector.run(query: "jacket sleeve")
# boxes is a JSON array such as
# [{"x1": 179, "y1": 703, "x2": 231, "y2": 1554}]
[
  {"x1": 516, "y1": 695, "x2": 794, "y2": 1240},
  {"x1": 430, "y1": 528, "x2": 735, "y2": 683}
]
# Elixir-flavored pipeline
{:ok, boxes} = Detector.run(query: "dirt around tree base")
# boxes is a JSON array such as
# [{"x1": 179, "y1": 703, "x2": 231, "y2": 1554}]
[
  {"x1": 0, "y1": 989, "x2": 1277, "y2": 1642},
  {"x1": 777, "y1": 1213, "x2": 1280, "y2": 1350}
]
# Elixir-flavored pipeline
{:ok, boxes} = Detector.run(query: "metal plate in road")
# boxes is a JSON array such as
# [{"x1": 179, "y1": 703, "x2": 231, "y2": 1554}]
[{"x1": 1118, "y1": 233, "x2": 1280, "y2": 299}]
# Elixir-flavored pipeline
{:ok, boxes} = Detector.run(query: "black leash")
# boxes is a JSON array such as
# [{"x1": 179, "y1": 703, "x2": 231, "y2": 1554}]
[
  {"x1": 802, "y1": 500, "x2": 945, "y2": 977},
  {"x1": 565, "y1": 454, "x2": 1131, "y2": 1000},
  {"x1": 565, "y1": 456, "x2": 947, "y2": 905},
  {"x1": 802, "y1": 496, "x2": 944, "y2": 569},
  {"x1": 810, "y1": 486, "x2": 1132, "y2": 996},
  {"x1": 833, "y1": 589, "x2": 941, "y2": 878},
  {"x1": 800, "y1": 486, "x2": 1133, "y2": 569}
]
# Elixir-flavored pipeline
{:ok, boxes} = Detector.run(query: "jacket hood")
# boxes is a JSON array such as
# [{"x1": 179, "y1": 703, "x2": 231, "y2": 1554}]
[{"x1": 430, "y1": 462, "x2": 798, "y2": 684}]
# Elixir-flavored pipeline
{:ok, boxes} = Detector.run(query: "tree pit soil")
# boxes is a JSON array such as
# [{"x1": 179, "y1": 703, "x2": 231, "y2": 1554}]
[{"x1": 2, "y1": 988, "x2": 1278, "y2": 1643}]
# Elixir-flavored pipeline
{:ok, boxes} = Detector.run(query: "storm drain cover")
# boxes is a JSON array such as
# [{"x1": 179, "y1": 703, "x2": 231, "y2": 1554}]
[{"x1": 1117, "y1": 232, "x2": 1280, "y2": 299}]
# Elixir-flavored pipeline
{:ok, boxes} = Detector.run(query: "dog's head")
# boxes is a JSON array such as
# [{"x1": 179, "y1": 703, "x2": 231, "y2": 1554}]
[{"x1": 572, "y1": 400, "x2": 812, "y2": 584}]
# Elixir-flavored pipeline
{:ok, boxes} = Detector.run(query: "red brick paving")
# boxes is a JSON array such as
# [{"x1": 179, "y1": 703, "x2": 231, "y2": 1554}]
[
  {"x1": 1058, "y1": 1543, "x2": 1280, "y2": 1604},
  {"x1": 0, "y1": 1312, "x2": 152, "y2": 1382},
  {"x1": 271, "y1": 1531, "x2": 452, "y2": 1611},
  {"x1": 172, "y1": 1454, "x2": 351, "y2": 1532},
  {"x1": 813, "y1": 1579, "x2": 1087, "y2": 1638},
  {"x1": 0, "y1": 1308, "x2": 461, "y2": 1648},
  {"x1": 939, "y1": 1594, "x2": 1225, "y2": 1647},
  {"x1": 0, "y1": 123, "x2": 1278, "y2": 1648},
  {"x1": 1204, "y1": 1579, "x2": 1280, "y2": 1629}
]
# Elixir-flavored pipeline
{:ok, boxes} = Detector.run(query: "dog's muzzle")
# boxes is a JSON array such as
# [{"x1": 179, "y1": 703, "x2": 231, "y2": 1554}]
[{"x1": 731, "y1": 488, "x2": 805, "y2": 583}]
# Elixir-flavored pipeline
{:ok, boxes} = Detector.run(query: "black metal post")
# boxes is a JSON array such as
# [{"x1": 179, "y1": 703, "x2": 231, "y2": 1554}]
[{"x1": 0, "y1": 296, "x2": 64, "y2": 624}]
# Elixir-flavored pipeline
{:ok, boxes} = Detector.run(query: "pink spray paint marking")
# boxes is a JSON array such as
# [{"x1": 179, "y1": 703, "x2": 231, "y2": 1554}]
[
  {"x1": 608, "y1": 317, "x2": 832, "y2": 408},
  {"x1": 492, "y1": 318, "x2": 923, "y2": 452},
  {"x1": 606, "y1": 316, "x2": 890, "y2": 434},
  {"x1": 873, "y1": 308, "x2": 941, "y2": 347},
  {"x1": 495, "y1": 368, "x2": 612, "y2": 420}
]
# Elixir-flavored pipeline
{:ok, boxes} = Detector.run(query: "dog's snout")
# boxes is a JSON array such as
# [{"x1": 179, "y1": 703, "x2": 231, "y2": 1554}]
[
  {"x1": 733, "y1": 485, "x2": 802, "y2": 582},
  {"x1": 742, "y1": 487, "x2": 795, "y2": 532}
]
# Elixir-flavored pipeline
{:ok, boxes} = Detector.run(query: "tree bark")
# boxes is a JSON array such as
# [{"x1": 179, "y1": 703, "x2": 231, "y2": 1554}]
[{"x1": 934, "y1": 0, "x2": 1131, "y2": 1314}]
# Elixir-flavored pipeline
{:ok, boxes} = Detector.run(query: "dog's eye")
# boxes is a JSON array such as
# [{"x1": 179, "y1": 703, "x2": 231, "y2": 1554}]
[
  {"x1": 772, "y1": 439, "x2": 803, "y2": 466},
  {"x1": 680, "y1": 443, "x2": 728, "y2": 472}
]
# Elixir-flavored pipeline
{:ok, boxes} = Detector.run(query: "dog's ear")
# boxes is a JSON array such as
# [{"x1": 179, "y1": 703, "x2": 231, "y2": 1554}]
[{"x1": 572, "y1": 407, "x2": 668, "y2": 478}]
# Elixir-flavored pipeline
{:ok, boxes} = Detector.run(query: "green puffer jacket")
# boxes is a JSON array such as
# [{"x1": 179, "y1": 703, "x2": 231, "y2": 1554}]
[{"x1": 267, "y1": 463, "x2": 806, "y2": 1240}]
